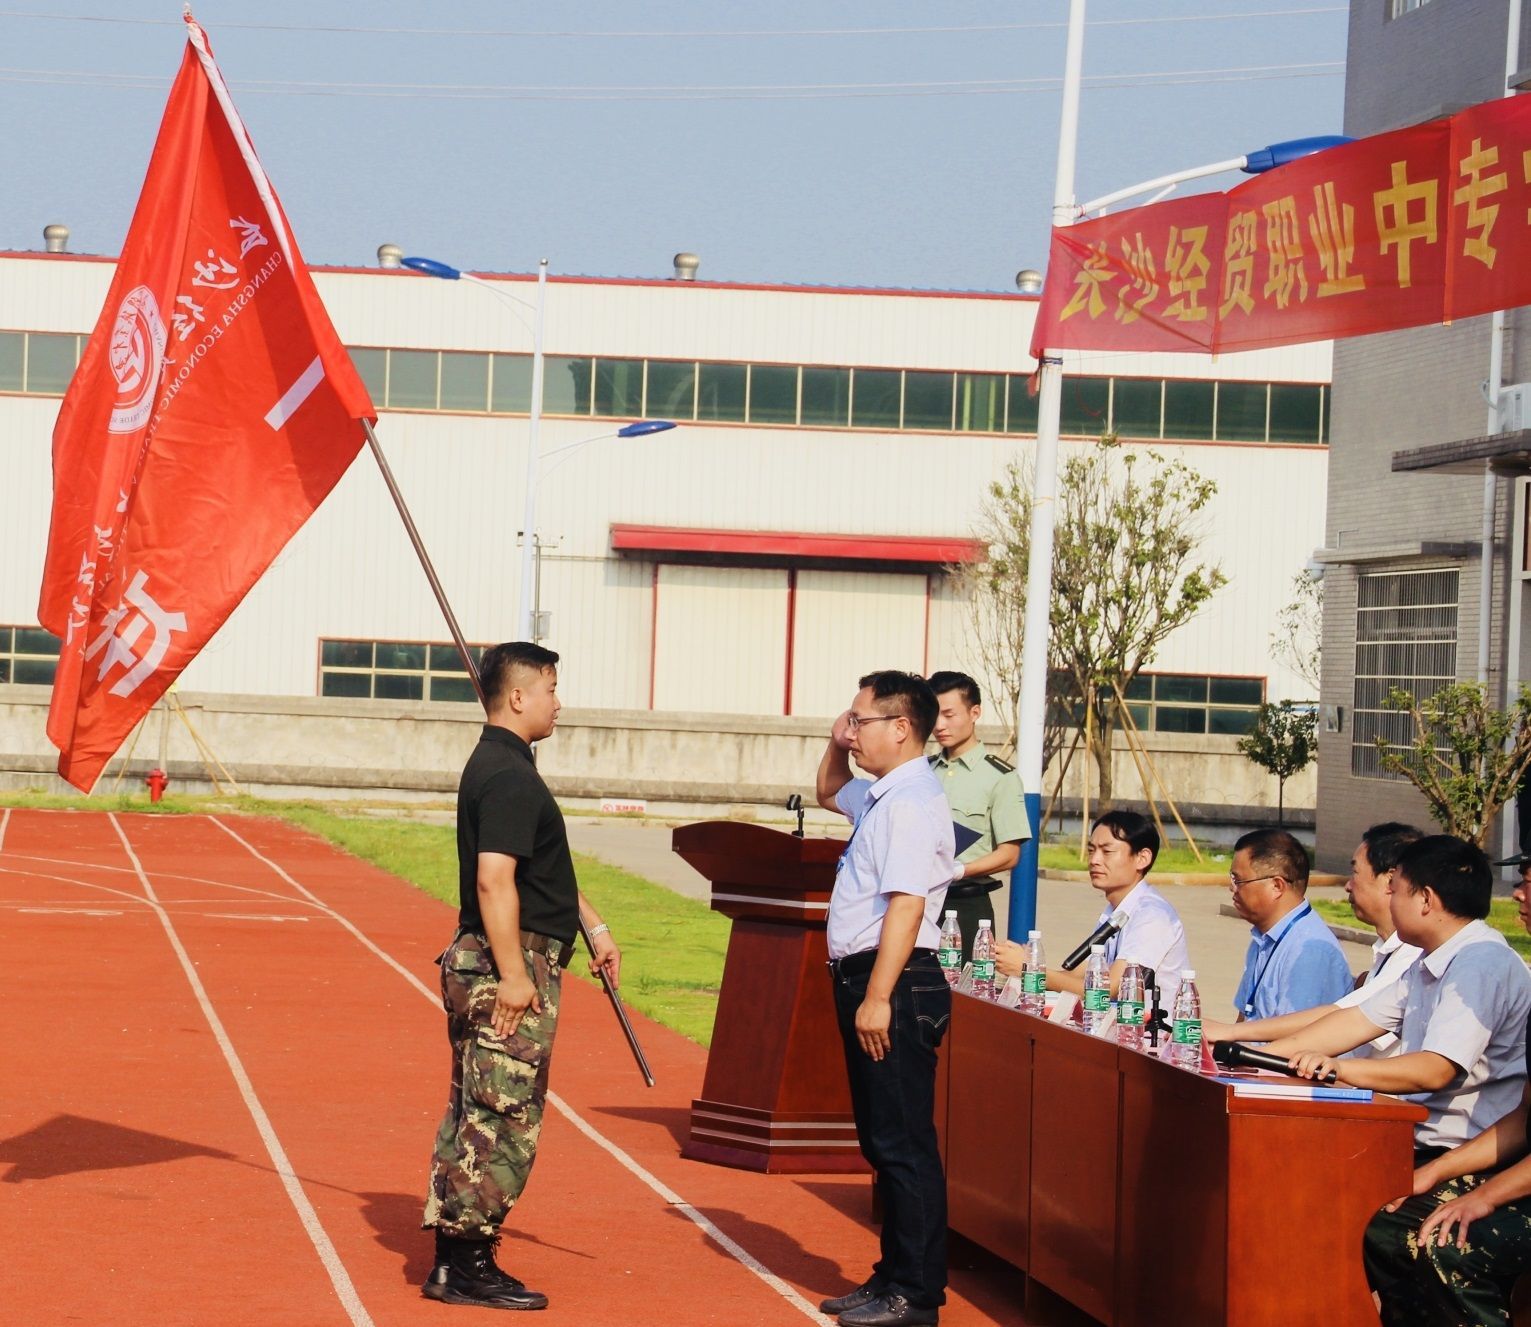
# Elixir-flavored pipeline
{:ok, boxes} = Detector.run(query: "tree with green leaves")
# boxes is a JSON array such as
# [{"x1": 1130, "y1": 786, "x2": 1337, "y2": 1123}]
[
  {"x1": 963, "y1": 437, "x2": 1226, "y2": 811},
  {"x1": 1377, "y1": 682, "x2": 1531, "y2": 847},
  {"x1": 1238, "y1": 701, "x2": 1317, "y2": 826},
  {"x1": 1049, "y1": 437, "x2": 1227, "y2": 809}
]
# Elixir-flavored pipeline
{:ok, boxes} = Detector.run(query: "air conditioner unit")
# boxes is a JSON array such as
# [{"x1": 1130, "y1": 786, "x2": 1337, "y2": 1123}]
[{"x1": 1499, "y1": 382, "x2": 1531, "y2": 433}]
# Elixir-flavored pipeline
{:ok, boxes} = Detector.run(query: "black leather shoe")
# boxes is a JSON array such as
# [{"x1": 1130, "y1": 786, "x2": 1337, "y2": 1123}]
[
  {"x1": 820, "y1": 1282, "x2": 879, "y2": 1315},
  {"x1": 421, "y1": 1236, "x2": 548, "y2": 1311},
  {"x1": 837, "y1": 1292, "x2": 939, "y2": 1326}
]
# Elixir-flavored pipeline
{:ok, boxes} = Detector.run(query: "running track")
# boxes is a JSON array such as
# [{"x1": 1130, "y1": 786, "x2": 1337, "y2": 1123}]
[{"x1": 0, "y1": 810, "x2": 1024, "y2": 1326}]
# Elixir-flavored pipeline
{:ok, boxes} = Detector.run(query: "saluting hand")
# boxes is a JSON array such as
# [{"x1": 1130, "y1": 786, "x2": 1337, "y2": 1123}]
[
  {"x1": 831, "y1": 710, "x2": 855, "y2": 752},
  {"x1": 855, "y1": 995, "x2": 892, "y2": 1061},
  {"x1": 492, "y1": 970, "x2": 542, "y2": 1039}
]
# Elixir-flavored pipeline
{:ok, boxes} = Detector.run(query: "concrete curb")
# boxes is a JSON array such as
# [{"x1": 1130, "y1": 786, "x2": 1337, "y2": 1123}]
[{"x1": 1215, "y1": 901, "x2": 1372, "y2": 946}]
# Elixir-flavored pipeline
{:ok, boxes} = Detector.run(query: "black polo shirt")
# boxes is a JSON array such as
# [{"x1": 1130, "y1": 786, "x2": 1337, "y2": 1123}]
[{"x1": 456, "y1": 725, "x2": 578, "y2": 943}]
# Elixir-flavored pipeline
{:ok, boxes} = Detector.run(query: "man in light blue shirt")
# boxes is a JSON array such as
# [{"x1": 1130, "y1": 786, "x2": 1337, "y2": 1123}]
[
  {"x1": 814, "y1": 670, "x2": 955, "y2": 1327},
  {"x1": 1230, "y1": 827, "x2": 1352, "y2": 1021}
]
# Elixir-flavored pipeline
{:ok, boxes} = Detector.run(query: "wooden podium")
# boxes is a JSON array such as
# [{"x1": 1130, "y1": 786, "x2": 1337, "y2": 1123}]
[{"x1": 673, "y1": 821, "x2": 867, "y2": 1174}]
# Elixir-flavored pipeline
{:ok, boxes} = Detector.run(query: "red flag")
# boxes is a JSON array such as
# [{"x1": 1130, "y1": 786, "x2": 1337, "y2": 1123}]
[{"x1": 37, "y1": 17, "x2": 375, "y2": 791}]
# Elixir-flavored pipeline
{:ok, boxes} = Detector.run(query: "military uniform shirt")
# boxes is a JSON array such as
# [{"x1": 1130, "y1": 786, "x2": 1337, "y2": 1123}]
[
  {"x1": 1357, "y1": 919, "x2": 1531, "y2": 1149},
  {"x1": 928, "y1": 742, "x2": 1030, "y2": 867}
]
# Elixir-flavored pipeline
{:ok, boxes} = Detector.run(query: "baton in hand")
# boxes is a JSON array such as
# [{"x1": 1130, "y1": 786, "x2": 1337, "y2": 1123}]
[{"x1": 580, "y1": 916, "x2": 655, "y2": 1087}]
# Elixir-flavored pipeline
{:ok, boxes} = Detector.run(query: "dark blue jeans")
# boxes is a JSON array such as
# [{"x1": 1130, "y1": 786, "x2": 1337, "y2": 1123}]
[{"x1": 830, "y1": 948, "x2": 952, "y2": 1310}]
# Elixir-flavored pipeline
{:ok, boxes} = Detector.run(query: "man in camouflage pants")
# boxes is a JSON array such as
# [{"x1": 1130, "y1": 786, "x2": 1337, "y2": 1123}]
[{"x1": 422, "y1": 642, "x2": 620, "y2": 1311}]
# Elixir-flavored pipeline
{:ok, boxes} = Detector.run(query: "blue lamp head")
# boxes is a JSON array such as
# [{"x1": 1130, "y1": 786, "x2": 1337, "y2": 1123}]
[
  {"x1": 617, "y1": 420, "x2": 678, "y2": 437},
  {"x1": 1242, "y1": 135, "x2": 1352, "y2": 175},
  {"x1": 401, "y1": 255, "x2": 462, "y2": 280}
]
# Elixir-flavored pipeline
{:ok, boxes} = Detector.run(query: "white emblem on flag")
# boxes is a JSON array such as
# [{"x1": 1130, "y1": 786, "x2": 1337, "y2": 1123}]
[
  {"x1": 108, "y1": 286, "x2": 168, "y2": 434},
  {"x1": 83, "y1": 569, "x2": 187, "y2": 697}
]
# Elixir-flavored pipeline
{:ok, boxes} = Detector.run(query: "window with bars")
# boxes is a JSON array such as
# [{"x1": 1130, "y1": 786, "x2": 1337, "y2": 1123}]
[
  {"x1": 0, "y1": 625, "x2": 60, "y2": 685},
  {"x1": 319, "y1": 639, "x2": 486, "y2": 703},
  {"x1": 1388, "y1": 0, "x2": 1433, "y2": 17},
  {"x1": 1351, "y1": 567, "x2": 1459, "y2": 778}
]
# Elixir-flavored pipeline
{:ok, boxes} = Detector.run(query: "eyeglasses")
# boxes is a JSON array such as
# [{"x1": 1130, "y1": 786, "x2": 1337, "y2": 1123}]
[
  {"x1": 1229, "y1": 873, "x2": 1281, "y2": 890},
  {"x1": 846, "y1": 714, "x2": 901, "y2": 733}
]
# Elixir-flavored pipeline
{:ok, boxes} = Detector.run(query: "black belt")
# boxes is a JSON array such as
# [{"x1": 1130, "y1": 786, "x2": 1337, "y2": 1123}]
[
  {"x1": 947, "y1": 876, "x2": 1002, "y2": 899},
  {"x1": 828, "y1": 946, "x2": 938, "y2": 979},
  {"x1": 455, "y1": 924, "x2": 575, "y2": 969}
]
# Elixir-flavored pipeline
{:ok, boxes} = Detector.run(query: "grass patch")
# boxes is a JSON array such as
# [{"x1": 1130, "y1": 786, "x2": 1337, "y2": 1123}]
[
  {"x1": 1312, "y1": 897, "x2": 1531, "y2": 959},
  {"x1": 1038, "y1": 841, "x2": 1230, "y2": 873},
  {"x1": 1, "y1": 791, "x2": 728, "y2": 1046}
]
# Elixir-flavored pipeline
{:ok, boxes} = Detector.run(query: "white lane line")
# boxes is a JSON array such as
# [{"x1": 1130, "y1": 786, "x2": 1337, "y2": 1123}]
[
  {"x1": 210, "y1": 814, "x2": 833, "y2": 1325},
  {"x1": 0, "y1": 807, "x2": 9, "y2": 854},
  {"x1": 109, "y1": 814, "x2": 375, "y2": 1327}
]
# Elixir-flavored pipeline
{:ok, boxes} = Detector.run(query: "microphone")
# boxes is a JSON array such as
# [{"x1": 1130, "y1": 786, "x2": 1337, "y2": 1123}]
[
  {"x1": 1061, "y1": 911, "x2": 1130, "y2": 971},
  {"x1": 1211, "y1": 1040, "x2": 1339, "y2": 1084}
]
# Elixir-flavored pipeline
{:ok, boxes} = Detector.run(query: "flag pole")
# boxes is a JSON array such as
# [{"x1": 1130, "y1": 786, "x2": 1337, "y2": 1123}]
[{"x1": 362, "y1": 420, "x2": 654, "y2": 1087}]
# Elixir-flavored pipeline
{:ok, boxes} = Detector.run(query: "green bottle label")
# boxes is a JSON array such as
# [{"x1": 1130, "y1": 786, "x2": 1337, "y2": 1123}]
[
  {"x1": 1083, "y1": 987, "x2": 1109, "y2": 1013},
  {"x1": 1118, "y1": 1000, "x2": 1144, "y2": 1026},
  {"x1": 938, "y1": 946, "x2": 960, "y2": 970},
  {"x1": 1021, "y1": 972, "x2": 1046, "y2": 996},
  {"x1": 972, "y1": 958, "x2": 995, "y2": 983},
  {"x1": 1173, "y1": 1018, "x2": 1202, "y2": 1045}
]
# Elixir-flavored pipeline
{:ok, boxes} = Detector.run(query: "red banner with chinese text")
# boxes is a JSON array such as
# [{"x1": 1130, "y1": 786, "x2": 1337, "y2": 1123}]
[
  {"x1": 37, "y1": 18, "x2": 375, "y2": 791},
  {"x1": 1031, "y1": 94, "x2": 1531, "y2": 358}
]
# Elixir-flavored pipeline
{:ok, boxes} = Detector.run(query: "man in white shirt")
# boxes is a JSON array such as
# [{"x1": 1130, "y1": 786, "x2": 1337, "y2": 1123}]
[
  {"x1": 814, "y1": 670, "x2": 955, "y2": 1327},
  {"x1": 1273, "y1": 835, "x2": 1531, "y2": 1159},
  {"x1": 996, "y1": 809, "x2": 1189, "y2": 1011},
  {"x1": 1203, "y1": 821, "x2": 1423, "y2": 1055}
]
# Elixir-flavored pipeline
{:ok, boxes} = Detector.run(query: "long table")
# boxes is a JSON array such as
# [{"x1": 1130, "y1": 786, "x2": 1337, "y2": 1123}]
[{"x1": 939, "y1": 992, "x2": 1425, "y2": 1326}]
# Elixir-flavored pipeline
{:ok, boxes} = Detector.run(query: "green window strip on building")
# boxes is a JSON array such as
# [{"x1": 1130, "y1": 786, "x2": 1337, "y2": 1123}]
[
  {"x1": 0, "y1": 624, "x2": 62, "y2": 686},
  {"x1": 318, "y1": 638, "x2": 486, "y2": 704},
  {"x1": 0, "y1": 329, "x2": 1327, "y2": 445}
]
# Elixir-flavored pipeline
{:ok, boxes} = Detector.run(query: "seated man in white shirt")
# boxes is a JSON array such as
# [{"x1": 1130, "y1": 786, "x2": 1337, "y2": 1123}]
[
  {"x1": 995, "y1": 809, "x2": 1189, "y2": 1008},
  {"x1": 1203, "y1": 821, "x2": 1423, "y2": 1055},
  {"x1": 1270, "y1": 835, "x2": 1531, "y2": 1164}
]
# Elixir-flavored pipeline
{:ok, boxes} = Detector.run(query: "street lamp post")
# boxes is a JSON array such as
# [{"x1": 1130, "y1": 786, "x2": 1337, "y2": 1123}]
[
  {"x1": 1009, "y1": 0, "x2": 1347, "y2": 941},
  {"x1": 403, "y1": 255, "x2": 675, "y2": 643}
]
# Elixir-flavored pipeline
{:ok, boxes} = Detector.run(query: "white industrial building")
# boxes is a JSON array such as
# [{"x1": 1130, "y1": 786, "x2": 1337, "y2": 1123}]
[{"x1": 0, "y1": 239, "x2": 1330, "y2": 807}]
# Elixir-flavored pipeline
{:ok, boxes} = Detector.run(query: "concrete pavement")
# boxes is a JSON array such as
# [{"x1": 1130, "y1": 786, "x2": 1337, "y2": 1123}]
[{"x1": 564, "y1": 817, "x2": 1375, "y2": 1017}]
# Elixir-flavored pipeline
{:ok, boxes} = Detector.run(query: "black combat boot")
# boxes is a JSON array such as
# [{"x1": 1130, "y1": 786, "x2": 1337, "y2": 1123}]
[{"x1": 421, "y1": 1233, "x2": 548, "y2": 1310}]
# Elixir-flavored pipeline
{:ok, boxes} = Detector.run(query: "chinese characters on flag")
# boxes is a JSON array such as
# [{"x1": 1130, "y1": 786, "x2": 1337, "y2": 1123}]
[
  {"x1": 37, "y1": 17, "x2": 375, "y2": 790},
  {"x1": 1031, "y1": 95, "x2": 1531, "y2": 358}
]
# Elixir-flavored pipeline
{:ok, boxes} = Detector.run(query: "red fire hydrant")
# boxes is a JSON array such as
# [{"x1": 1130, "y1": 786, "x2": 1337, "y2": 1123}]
[{"x1": 146, "y1": 768, "x2": 169, "y2": 804}]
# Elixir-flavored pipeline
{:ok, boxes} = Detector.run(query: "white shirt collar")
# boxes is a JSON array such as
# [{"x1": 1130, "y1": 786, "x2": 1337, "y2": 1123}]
[
  {"x1": 1421, "y1": 918, "x2": 1494, "y2": 978},
  {"x1": 865, "y1": 754, "x2": 931, "y2": 802}
]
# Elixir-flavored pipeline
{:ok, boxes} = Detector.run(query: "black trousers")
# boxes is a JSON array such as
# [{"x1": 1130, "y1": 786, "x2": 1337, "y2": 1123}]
[{"x1": 830, "y1": 948, "x2": 952, "y2": 1310}]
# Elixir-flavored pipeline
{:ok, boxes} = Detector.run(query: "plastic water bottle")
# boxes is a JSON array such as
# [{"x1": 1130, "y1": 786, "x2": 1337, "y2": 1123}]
[
  {"x1": 938, "y1": 911, "x2": 963, "y2": 987},
  {"x1": 1170, "y1": 969, "x2": 1203, "y2": 1070},
  {"x1": 1083, "y1": 944, "x2": 1111, "y2": 1036},
  {"x1": 971, "y1": 919, "x2": 996, "y2": 1001},
  {"x1": 1021, "y1": 930, "x2": 1047, "y2": 1017},
  {"x1": 1116, "y1": 963, "x2": 1145, "y2": 1050}
]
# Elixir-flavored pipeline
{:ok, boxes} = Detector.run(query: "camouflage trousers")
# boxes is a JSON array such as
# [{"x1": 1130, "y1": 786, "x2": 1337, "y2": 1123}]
[
  {"x1": 1364, "y1": 1174, "x2": 1531, "y2": 1326},
  {"x1": 422, "y1": 929, "x2": 563, "y2": 1239}
]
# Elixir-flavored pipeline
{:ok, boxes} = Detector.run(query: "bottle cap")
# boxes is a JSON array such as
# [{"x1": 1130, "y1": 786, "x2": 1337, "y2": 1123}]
[
  {"x1": 945, "y1": 910, "x2": 957, "y2": 921},
  {"x1": 1182, "y1": 969, "x2": 1196, "y2": 980},
  {"x1": 1028, "y1": 929, "x2": 1041, "y2": 941}
]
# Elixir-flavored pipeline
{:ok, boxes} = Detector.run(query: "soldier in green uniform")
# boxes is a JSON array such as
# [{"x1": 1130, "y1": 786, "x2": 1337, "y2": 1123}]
[
  {"x1": 422, "y1": 641, "x2": 621, "y2": 1312},
  {"x1": 927, "y1": 671, "x2": 1031, "y2": 962}
]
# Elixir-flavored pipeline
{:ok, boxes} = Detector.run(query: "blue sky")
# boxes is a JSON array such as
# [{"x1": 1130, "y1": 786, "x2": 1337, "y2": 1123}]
[{"x1": 0, "y1": 2, "x2": 1349, "y2": 290}]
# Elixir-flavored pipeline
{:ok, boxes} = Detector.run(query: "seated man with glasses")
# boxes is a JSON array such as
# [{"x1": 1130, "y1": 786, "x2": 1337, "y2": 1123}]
[
  {"x1": 1204, "y1": 822, "x2": 1424, "y2": 1055},
  {"x1": 1228, "y1": 827, "x2": 1352, "y2": 1022}
]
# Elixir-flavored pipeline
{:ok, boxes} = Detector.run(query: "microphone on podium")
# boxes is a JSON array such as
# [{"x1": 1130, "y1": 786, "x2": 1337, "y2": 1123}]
[
  {"x1": 1061, "y1": 911, "x2": 1131, "y2": 971},
  {"x1": 1211, "y1": 1040, "x2": 1339, "y2": 1084}
]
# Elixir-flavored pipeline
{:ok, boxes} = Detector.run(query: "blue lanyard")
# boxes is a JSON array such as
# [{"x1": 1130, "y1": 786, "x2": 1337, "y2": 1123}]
[{"x1": 1243, "y1": 902, "x2": 1312, "y2": 1017}]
